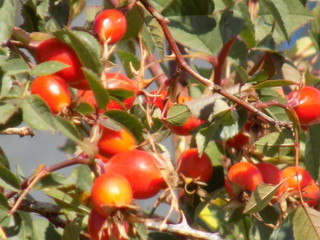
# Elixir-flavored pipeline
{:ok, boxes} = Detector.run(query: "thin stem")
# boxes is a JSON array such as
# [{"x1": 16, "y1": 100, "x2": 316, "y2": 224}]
[
  {"x1": 138, "y1": 0, "x2": 291, "y2": 129},
  {"x1": 6, "y1": 155, "x2": 89, "y2": 199},
  {"x1": 214, "y1": 36, "x2": 237, "y2": 86}
]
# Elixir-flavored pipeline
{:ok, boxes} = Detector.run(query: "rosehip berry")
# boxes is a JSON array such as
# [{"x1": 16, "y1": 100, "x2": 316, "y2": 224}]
[
  {"x1": 281, "y1": 166, "x2": 314, "y2": 191},
  {"x1": 30, "y1": 75, "x2": 72, "y2": 114},
  {"x1": 98, "y1": 126, "x2": 136, "y2": 158},
  {"x1": 91, "y1": 173, "x2": 132, "y2": 217},
  {"x1": 105, "y1": 150, "x2": 165, "y2": 199},
  {"x1": 288, "y1": 86, "x2": 320, "y2": 125},
  {"x1": 225, "y1": 162, "x2": 263, "y2": 198},
  {"x1": 177, "y1": 148, "x2": 213, "y2": 182},
  {"x1": 35, "y1": 38, "x2": 89, "y2": 89},
  {"x1": 93, "y1": 9, "x2": 127, "y2": 44}
]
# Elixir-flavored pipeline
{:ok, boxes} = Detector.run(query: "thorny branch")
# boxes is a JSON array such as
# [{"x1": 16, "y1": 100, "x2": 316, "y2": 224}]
[
  {"x1": 0, "y1": 127, "x2": 35, "y2": 137},
  {"x1": 138, "y1": 0, "x2": 292, "y2": 130},
  {"x1": 14, "y1": 198, "x2": 225, "y2": 240}
]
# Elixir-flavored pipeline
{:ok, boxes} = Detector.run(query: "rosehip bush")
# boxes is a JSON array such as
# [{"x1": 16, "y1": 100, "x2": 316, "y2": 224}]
[{"x1": 2, "y1": 1, "x2": 320, "y2": 240}]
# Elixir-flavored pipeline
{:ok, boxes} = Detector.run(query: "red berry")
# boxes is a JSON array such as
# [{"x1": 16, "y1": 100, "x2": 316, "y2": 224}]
[
  {"x1": 93, "y1": 9, "x2": 127, "y2": 44},
  {"x1": 256, "y1": 162, "x2": 286, "y2": 200},
  {"x1": 35, "y1": 38, "x2": 89, "y2": 89},
  {"x1": 288, "y1": 86, "x2": 320, "y2": 125},
  {"x1": 98, "y1": 127, "x2": 136, "y2": 158},
  {"x1": 177, "y1": 148, "x2": 213, "y2": 182},
  {"x1": 30, "y1": 75, "x2": 72, "y2": 114},
  {"x1": 255, "y1": 162, "x2": 282, "y2": 186},
  {"x1": 281, "y1": 166, "x2": 314, "y2": 191},
  {"x1": 91, "y1": 173, "x2": 132, "y2": 217},
  {"x1": 302, "y1": 184, "x2": 319, "y2": 207},
  {"x1": 225, "y1": 162, "x2": 263, "y2": 197},
  {"x1": 226, "y1": 131, "x2": 250, "y2": 149},
  {"x1": 105, "y1": 150, "x2": 165, "y2": 199}
]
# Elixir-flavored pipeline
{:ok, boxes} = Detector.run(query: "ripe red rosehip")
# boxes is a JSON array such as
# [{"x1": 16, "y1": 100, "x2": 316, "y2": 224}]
[
  {"x1": 165, "y1": 96, "x2": 205, "y2": 136},
  {"x1": 225, "y1": 162, "x2": 263, "y2": 197},
  {"x1": 93, "y1": 9, "x2": 127, "y2": 44},
  {"x1": 256, "y1": 162, "x2": 287, "y2": 201},
  {"x1": 301, "y1": 184, "x2": 320, "y2": 207},
  {"x1": 78, "y1": 72, "x2": 138, "y2": 111},
  {"x1": 255, "y1": 162, "x2": 282, "y2": 186},
  {"x1": 30, "y1": 75, "x2": 72, "y2": 114},
  {"x1": 288, "y1": 86, "x2": 320, "y2": 125},
  {"x1": 98, "y1": 127, "x2": 136, "y2": 158},
  {"x1": 105, "y1": 150, "x2": 165, "y2": 199},
  {"x1": 88, "y1": 209, "x2": 129, "y2": 240},
  {"x1": 177, "y1": 148, "x2": 213, "y2": 182},
  {"x1": 91, "y1": 173, "x2": 133, "y2": 217},
  {"x1": 226, "y1": 131, "x2": 250, "y2": 149},
  {"x1": 35, "y1": 38, "x2": 89, "y2": 89},
  {"x1": 281, "y1": 166, "x2": 314, "y2": 191},
  {"x1": 148, "y1": 90, "x2": 168, "y2": 111}
]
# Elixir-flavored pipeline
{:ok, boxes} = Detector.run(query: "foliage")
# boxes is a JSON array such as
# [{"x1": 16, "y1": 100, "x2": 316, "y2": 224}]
[{"x1": 1, "y1": 0, "x2": 320, "y2": 239}]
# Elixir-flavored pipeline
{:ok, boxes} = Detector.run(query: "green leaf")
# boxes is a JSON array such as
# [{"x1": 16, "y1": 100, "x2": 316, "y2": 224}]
[
  {"x1": 0, "y1": 147, "x2": 10, "y2": 169},
  {"x1": 116, "y1": 50, "x2": 140, "y2": 78},
  {"x1": 33, "y1": 219, "x2": 62, "y2": 240},
  {"x1": 1, "y1": 59, "x2": 30, "y2": 75},
  {"x1": 0, "y1": 164, "x2": 20, "y2": 192},
  {"x1": 0, "y1": 192, "x2": 9, "y2": 209},
  {"x1": 260, "y1": 0, "x2": 291, "y2": 42},
  {"x1": 196, "y1": 119, "x2": 223, "y2": 156},
  {"x1": 165, "y1": 104, "x2": 191, "y2": 126},
  {"x1": 61, "y1": 222, "x2": 80, "y2": 240},
  {"x1": 52, "y1": 115, "x2": 83, "y2": 144},
  {"x1": 82, "y1": 68, "x2": 109, "y2": 110},
  {"x1": 0, "y1": 74, "x2": 13, "y2": 97},
  {"x1": 30, "y1": 61, "x2": 69, "y2": 77},
  {"x1": 305, "y1": 124, "x2": 320, "y2": 181},
  {"x1": 0, "y1": 0, "x2": 16, "y2": 44},
  {"x1": 122, "y1": 6, "x2": 144, "y2": 40},
  {"x1": 253, "y1": 79, "x2": 297, "y2": 89},
  {"x1": 49, "y1": 0, "x2": 70, "y2": 29},
  {"x1": 72, "y1": 165, "x2": 93, "y2": 193},
  {"x1": 244, "y1": 183, "x2": 281, "y2": 214},
  {"x1": 0, "y1": 102, "x2": 20, "y2": 125},
  {"x1": 34, "y1": 172, "x2": 73, "y2": 190},
  {"x1": 142, "y1": 17, "x2": 165, "y2": 58},
  {"x1": 55, "y1": 29, "x2": 102, "y2": 75},
  {"x1": 104, "y1": 110, "x2": 144, "y2": 142},
  {"x1": 161, "y1": 0, "x2": 221, "y2": 55},
  {"x1": 219, "y1": 9, "x2": 244, "y2": 43},
  {"x1": 293, "y1": 205, "x2": 320, "y2": 240},
  {"x1": 21, "y1": 95, "x2": 55, "y2": 131},
  {"x1": 44, "y1": 187, "x2": 90, "y2": 214},
  {"x1": 254, "y1": 130, "x2": 294, "y2": 158}
]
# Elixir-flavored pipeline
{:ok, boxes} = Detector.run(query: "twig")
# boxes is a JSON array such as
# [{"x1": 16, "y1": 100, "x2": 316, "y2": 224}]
[
  {"x1": 145, "y1": 218, "x2": 224, "y2": 240},
  {"x1": 6, "y1": 155, "x2": 89, "y2": 199},
  {"x1": 138, "y1": 0, "x2": 291, "y2": 129},
  {"x1": 213, "y1": 36, "x2": 237, "y2": 86},
  {"x1": 0, "y1": 127, "x2": 35, "y2": 137}
]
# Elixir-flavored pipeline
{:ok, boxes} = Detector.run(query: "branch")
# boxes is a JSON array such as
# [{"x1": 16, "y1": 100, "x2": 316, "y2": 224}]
[
  {"x1": 213, "y1": 36, "x2": 237, "y2": 86},
  {"x1": 6, "y1": 155, "x2": 90, "y2": 199},
  {"x1": 0, "y1": 127, "x2": 35, "y2": 137},
  {"x1": 138, "y1": 0, "x2": 291, "y2": 129},
  {"x1": 145, "y1": 219, "x2": 224, "y2": 240}
]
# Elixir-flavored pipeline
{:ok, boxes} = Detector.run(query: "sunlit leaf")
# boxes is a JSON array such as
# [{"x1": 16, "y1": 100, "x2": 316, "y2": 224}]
[
  {"x1": 305, "y1": 124, "x2": 320, "y2": 181},
  {"x1": 105, "y1": 110, "x2": 144, "y2": 142},
  {"x1": 293, "y1": 205, "x2": 320, "y2": 240},
  {"x1": 30, "y1": 61, "x2": 69, "y2": 76},
  {"x1": 0, "y1": 0, "x2": 16, "y2": 44},
  {"x1": 21, "y1": 95, "x2": 55, "y2": 131}
]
